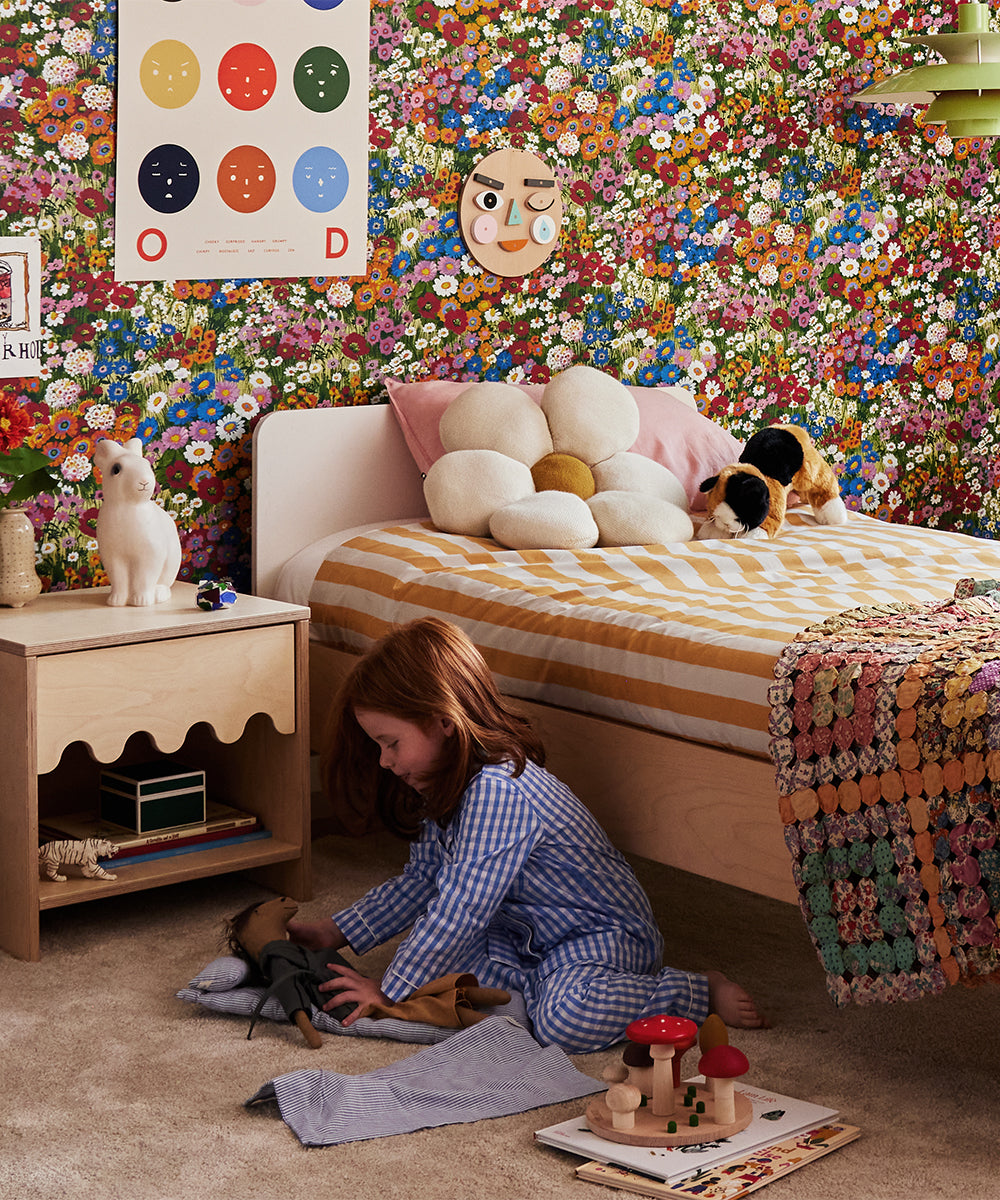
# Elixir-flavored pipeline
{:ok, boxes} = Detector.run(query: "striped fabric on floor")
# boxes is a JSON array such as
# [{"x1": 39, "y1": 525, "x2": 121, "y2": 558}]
[
  {"x1": 245, "y1": 1015, "x2": 603, "y2": 1146},
  {"x1": 307, "y1": 512, "x2": 1000, "y2": 756}
]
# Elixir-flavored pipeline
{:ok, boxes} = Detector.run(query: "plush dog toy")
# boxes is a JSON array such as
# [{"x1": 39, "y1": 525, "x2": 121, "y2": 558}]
[{"x1": 697, "y1": 424, "x2": 846, "y2": 539}]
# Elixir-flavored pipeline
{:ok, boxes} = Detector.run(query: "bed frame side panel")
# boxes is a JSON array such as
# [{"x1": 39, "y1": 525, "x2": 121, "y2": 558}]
[
  {"x1": 309, "y1": 643, "x2": 796, "y2": 904},
  {"x1": 252, "y1": 404, "x2": 428, "y2": 598}
]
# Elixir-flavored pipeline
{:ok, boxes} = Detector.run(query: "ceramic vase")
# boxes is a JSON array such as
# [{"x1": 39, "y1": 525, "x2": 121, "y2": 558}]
[{"x1": 0, "y1": 505, "x2": 42, "y2": 608}]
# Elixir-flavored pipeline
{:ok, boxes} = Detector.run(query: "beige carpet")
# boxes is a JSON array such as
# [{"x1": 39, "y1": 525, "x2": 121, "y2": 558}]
[{"x1": 4, "y1": 828, "x2": 999, "y2": 1199}]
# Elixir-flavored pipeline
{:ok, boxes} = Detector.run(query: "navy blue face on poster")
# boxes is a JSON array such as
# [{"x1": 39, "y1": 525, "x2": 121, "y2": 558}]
[{"x1": 137, "y1": 144, "x2": 200, "y2": 214}]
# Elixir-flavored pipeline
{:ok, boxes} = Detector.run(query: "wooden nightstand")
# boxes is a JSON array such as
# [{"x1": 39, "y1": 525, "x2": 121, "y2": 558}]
[{"x1": 0, "y1": 583, "x2": 311, "y2": 961}]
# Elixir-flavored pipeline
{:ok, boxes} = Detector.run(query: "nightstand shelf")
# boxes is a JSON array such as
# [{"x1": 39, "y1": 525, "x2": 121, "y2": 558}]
[
  {"x1": 0, "y1": 583, "x2": 312, "y2": 961},
  {"x1": 37, "y1": 835, "x2": 302, "y2": 910}
]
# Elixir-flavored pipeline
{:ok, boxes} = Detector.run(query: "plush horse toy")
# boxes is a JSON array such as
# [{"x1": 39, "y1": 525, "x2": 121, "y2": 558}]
[
  {"x1": 698, "y1": 424, "x2": 846, "y2": 540},
  {"x1": 224, "y1": 895, "x2": 355, "y2": 1049},
  {"x1": 224, "y1": 896, "x2": 512, "y2": 1048}
]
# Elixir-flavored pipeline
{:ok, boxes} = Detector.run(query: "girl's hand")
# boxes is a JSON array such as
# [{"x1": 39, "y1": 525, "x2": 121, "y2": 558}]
[{"x1": 319, "y1": 964, "x2": 390, "y2": 1026}]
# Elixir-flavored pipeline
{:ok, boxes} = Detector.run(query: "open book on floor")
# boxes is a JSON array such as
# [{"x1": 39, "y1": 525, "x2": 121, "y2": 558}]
[
  {"x1": 535, "y1": 1080, "x2": 839, "y2": 1185},
  {"x1": 574, "y1": 1122, "x2": 860, "y2": 1198}
]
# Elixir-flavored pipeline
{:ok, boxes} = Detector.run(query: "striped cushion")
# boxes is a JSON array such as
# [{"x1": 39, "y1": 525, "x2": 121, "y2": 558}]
[{"x1": 177, "y1": 957, "x2": 528, "y2": 1045}]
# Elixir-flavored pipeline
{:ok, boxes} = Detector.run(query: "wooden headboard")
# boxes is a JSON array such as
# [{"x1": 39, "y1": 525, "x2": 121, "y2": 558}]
[{"x1": 251, "y1": 404, "x2": 428, "y2": 598}]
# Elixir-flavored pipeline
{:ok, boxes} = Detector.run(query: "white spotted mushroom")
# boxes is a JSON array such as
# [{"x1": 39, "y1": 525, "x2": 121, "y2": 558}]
[{"x1": 625, "y1": 1014, "x2": 699, "y2": 1117}]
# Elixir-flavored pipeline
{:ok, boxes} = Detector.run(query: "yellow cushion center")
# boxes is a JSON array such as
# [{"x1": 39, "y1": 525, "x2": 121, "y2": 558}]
[{"x1": 530, "y1": 453, "x2": 596, "y2": 500}]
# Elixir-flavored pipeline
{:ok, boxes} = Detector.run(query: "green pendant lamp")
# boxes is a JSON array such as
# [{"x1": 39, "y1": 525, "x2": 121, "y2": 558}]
[{"x1": 852, "y1": 1, "x2": 1000, "y2": 137}]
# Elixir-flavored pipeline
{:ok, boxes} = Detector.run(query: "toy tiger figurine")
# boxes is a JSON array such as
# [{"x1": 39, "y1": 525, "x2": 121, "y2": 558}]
[{"x1": 38, "y1": 838, "x2": 118, "y2": 883}]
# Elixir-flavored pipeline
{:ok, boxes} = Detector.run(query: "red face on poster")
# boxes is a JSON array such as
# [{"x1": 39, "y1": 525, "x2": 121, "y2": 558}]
[{"x1": 217, "y1": 42, "x2": 276, "y2": 111}]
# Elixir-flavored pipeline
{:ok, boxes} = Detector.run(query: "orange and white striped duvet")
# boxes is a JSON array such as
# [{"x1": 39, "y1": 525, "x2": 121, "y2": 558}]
[{"x1": 307, "y1": 512, "x2": 1000, "y2": 757}]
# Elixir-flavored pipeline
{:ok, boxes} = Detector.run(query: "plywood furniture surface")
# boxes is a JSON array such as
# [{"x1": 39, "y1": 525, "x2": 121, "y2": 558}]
[{"x1": 0, "y1": 582, "x2": 312, "y2": 961}]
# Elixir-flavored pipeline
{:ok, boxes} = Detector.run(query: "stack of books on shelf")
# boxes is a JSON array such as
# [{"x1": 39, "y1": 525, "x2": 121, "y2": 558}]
[
  {"x1": 536, "y1": 1081, "x2": 859, "y2": 1198},
  {"x1": 38, "y1": 799, "x2": 270, "y2": 868}
]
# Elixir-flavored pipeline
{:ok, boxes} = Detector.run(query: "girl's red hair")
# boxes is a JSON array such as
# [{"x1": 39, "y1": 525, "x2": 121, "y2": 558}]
[{"x1": 323, "y1": 617, "x2": 544, "y2": 836}]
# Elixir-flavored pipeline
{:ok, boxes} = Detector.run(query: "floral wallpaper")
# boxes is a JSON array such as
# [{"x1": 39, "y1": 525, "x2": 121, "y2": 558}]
[{"x1": 1, "y1": 0, "x2": 998, "y2": 594}]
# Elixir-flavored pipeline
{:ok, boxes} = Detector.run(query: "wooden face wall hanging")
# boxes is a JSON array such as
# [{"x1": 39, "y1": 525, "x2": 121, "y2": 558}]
[{"x1": 459, "y1": 148, "x2": 562, "y2": 277}]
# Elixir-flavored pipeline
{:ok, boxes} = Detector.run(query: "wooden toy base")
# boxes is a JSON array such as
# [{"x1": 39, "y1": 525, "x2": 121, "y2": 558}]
[{"x1": 586, "y1": 1086, "x2": 753, "y2": 1147}]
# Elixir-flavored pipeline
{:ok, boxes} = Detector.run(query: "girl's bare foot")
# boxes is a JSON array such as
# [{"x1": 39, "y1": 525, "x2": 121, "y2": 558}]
[{"x1": 706, "y1": 970, "x2": 770, "y2": 1028}]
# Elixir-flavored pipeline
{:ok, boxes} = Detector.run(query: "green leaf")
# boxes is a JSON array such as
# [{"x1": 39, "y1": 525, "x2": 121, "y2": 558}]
[
  {"x1": 0, "y1": 446, "x2": 52, "y2": 478},
  {"x1": 4, "y1": 468, "x2": 61, "y2": 504}
]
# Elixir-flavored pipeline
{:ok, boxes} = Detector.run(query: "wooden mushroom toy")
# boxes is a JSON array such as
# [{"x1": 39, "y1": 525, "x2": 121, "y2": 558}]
[
  {"x1": 698, "y1": 1044, "x2": 750, "y2": 1124},
  {"x1": 625, "y1": 1014, "x2": 699, "y2": 1117},
  {"x1": 605, "y1": 1083, "x2": 643, "y2": 1132}
]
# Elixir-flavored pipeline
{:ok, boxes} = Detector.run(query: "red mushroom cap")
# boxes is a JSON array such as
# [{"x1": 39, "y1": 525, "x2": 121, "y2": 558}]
[
  {"x1": 625, "y1": 1014, "x2": 699, "y2": 1047},
  {"x1": 698, "y1": 1044, "x2": 750, "y2": 1079}
]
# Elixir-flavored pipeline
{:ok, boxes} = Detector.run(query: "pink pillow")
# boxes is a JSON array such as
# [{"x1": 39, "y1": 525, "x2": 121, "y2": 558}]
[
  {"x1": 629, "y1": 388, "x2": 742, "y2": 509},
  {"x1": 384, "y1": 379, "x2": 469, "y2": 474},
  {"x1": 384, "y1": 378, "x2": 741, "y2": 509}
]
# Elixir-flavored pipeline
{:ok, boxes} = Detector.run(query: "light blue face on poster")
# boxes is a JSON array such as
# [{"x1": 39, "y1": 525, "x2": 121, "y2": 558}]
[{"x1": 292, "y1": 146, "x2": 349, "y2": 213}]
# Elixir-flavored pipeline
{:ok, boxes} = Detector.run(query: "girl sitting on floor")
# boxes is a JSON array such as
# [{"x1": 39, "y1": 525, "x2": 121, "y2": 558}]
[{"x1": 289, "y1": 616, "x2": 767, "y2": 1053}]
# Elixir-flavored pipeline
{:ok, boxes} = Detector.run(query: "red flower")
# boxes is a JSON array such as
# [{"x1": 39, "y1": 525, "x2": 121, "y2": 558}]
[
  {"x1": 196, "y1": 476, "x2": 225, "y2": 503},
  {"x1": 414, "y1": 1, "x2": 439, "y2": 27},
  {"x1": 76, "y1": 188, "x2": 109, "y2": 217},
  {"x1": 0, "y1": 394, "x2": 32, "y2": 452},
  {"x1": 415, "y1": 293, "x2": 440, "y2": 317},
  {"x1": 442, "y1": 307, "x2": 468, "y2": 333},
  {"x1": 342, "y1": 332, "x2": 371, "y2": 360},
  {"x1": 110, "y1": 284, "x2": 138, "y2": 308},
  {"x1": 165, "y1": 460, "x2": 194, "y2": 488}
]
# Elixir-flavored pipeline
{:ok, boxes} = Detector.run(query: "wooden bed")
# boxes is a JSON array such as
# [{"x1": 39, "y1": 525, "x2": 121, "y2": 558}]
[{"x1": 251, "y1": 403, "x2": 796, "y2": 903}]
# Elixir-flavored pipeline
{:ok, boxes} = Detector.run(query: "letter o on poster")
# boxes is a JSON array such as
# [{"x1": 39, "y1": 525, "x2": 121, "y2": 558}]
[{"x1": 136, "y1": 228, "x2": 168, "y2": 263}]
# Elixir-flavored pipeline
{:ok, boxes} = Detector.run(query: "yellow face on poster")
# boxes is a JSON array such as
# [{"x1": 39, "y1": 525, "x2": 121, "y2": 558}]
[
  {"x1": 140, "y1": 39, "x2": 200, "y2": 109},
  {"x1": 459, "y1": 148, "x2": 561, "y2": 277}
]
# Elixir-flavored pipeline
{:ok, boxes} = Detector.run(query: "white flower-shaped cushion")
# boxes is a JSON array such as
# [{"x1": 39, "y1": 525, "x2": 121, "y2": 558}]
[{"x1": 423, "y1": 365, "x2": 694, "y2": 549}]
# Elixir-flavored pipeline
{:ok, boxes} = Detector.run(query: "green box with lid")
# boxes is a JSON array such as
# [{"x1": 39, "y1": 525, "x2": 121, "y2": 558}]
[{"x1": 99, "y1": 759, "x2": 206, "y2": 834}]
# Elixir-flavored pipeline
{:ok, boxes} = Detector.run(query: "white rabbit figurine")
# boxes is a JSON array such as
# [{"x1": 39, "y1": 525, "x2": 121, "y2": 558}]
[{"x1": 94, "y1": 437, "x2": 181, "y2": 607}]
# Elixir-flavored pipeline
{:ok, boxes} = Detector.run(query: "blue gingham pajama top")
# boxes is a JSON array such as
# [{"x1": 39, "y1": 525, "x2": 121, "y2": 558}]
[{"x1": 334, "y1": 760, "x2": 709, "y2": 1053}]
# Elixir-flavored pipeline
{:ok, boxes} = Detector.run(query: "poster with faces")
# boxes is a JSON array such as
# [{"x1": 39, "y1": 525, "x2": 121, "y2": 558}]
[{"x1": 115, "y1": 0, "x2": 368, "y2": 282}]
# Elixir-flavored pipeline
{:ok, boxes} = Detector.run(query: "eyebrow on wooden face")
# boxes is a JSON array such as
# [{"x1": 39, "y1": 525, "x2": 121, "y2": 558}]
[
  {"x1": 473, "y1": 173, "x2": 504, "y2": 188},
  {"x1": 524, "y1": 177, "x2": 555, "y2": 187}
]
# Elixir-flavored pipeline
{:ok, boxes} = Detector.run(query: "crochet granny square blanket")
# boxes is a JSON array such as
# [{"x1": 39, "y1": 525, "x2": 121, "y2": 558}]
[{"x1": 769, "y1": 578, "x2": 1000, "y2": 1006}]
